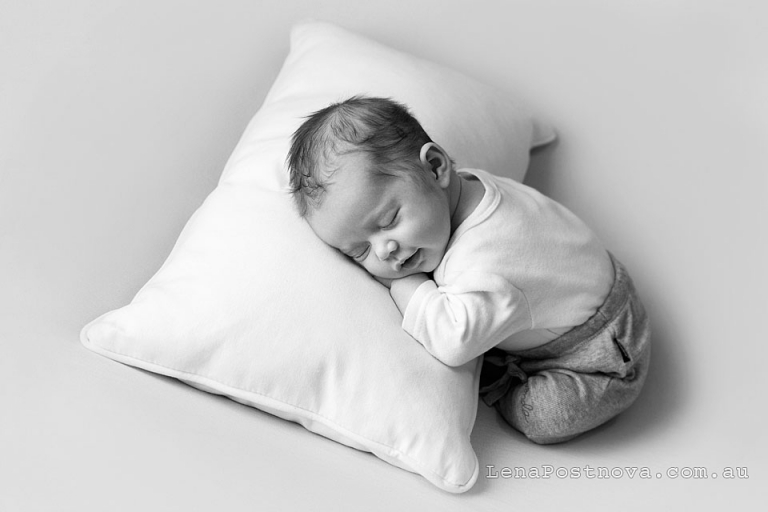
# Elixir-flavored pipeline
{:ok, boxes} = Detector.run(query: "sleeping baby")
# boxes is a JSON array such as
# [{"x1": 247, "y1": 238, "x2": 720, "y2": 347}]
[{"x1": 286, "y1": 96, "x2": 650, "y2": 444}]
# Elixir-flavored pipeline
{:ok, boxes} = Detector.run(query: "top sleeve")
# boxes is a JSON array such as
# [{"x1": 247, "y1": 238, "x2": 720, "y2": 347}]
[{"x1": 401, "y1": 271, "x2": 532, "y2": 366}]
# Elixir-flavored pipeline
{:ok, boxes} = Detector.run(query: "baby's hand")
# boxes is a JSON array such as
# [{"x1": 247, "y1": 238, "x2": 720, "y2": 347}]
[
  {"x1": 389, "y1": 273, "x2": 430, "y2": 315},
  {"x1": 373, "y1": 273, "x2": 430, "y2": 315},
  {"x1": 373, "y1": 275, "x2": 394, "y2": 289}
]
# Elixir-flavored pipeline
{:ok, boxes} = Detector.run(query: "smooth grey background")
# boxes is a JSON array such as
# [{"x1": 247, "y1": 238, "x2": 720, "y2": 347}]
[{"x1": 1, "y1": 0, "x2": 765, "y2": 510}]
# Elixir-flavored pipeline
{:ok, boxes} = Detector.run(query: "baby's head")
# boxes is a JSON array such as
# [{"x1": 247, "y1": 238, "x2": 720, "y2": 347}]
[{"x1": 287, "y1": 96, "x2": 457, "y2": 279}]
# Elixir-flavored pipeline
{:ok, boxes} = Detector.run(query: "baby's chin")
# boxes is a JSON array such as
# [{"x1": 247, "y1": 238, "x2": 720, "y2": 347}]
[
  {"x1": 368, "y1": 263, "x2": 438, "y2": 280},
  {"x1": 376, "y1": 248, "x2": 441, "y2": 280},
  {"x1": 374, "y1": 268, "x2": 423, "y2": 280}
]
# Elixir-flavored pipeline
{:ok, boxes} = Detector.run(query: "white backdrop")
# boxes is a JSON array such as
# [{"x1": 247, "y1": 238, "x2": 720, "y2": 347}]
[{"x1": 1, "y1": 0, "x2": 765, "y2": 510}]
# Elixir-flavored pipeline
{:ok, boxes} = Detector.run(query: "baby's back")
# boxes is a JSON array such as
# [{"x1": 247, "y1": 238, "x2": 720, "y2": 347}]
[{"x1": 438, "y1": 168, "x2": 614, "y2": 350}]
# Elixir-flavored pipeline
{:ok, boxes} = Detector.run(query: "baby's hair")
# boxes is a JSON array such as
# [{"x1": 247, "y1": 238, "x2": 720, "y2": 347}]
[{"x1": 287, "y1": 95, "x2": 433, "y2": 217}]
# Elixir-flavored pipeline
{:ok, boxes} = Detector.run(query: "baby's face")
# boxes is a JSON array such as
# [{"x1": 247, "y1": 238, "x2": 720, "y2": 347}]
[{"x1": 307, "y1": 152, "x2": 452, "y2": 279}]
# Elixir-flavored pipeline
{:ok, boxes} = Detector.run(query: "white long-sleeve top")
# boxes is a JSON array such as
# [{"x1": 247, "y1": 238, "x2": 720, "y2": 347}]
[{"x1": 401, "y1": 168, "x2": 614, "y2": 367}]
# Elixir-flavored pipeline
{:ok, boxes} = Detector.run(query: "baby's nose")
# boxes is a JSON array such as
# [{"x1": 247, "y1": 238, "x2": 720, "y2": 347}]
[{"x1": 375, "y1": 240, "x2": 398, "y2": 261}]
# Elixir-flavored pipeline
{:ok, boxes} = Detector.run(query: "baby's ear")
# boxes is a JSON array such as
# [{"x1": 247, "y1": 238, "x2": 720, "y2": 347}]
[{"x1": 419, "y1": 143, "x2": 452, "y2": 187}]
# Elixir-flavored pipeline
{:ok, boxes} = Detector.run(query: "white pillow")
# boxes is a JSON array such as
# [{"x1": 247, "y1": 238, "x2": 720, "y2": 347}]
[{"x1": 80, "y1": 20, "x2": 555, "y2": 493}]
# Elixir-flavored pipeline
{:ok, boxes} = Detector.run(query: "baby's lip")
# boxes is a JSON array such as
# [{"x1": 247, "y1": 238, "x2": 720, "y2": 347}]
[{"x1": 399, "y1": 249, "x2": 421, "y2": 271}]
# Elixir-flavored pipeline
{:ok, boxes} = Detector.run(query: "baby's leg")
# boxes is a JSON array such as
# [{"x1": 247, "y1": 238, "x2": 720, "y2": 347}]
[
  {"x1": 494, "y1": 358, "x2": 648, "y2": 444},
  {"x1": 486, "y1": 254, "x2": 651, "y2": 443}
]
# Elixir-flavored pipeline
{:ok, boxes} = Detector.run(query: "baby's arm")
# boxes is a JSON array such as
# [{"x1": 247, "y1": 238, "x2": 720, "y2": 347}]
[{"x1": 390, "y1": 272, "x2": 530, "y2": 367}]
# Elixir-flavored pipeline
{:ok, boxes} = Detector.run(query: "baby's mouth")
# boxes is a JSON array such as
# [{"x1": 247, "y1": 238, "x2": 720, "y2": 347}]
[{"x1": 401, "y1": 249, "x2": 421, "y2": 271}]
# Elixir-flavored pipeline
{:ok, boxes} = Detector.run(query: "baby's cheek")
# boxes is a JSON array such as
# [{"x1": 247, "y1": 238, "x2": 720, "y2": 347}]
[{"x1": 361, "y1": 260, "x2": 383, "y2": 276}]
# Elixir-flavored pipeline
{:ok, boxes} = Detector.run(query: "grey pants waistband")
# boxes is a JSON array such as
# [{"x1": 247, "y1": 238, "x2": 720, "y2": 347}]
[{"x1": 510, "y1": 252, "x2": 634, "y2": 360}]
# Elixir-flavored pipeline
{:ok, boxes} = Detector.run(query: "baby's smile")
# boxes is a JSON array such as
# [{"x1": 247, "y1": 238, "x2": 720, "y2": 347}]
[{"x1": 399, "y1": 249, "x2": 422, "y2": 271}]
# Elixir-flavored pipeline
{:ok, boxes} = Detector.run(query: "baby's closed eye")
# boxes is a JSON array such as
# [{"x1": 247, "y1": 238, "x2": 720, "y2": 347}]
[
  {"x1": 346, "y1": 246, "x2": 370, "y2": 261},
  {"x1": 381, "y1": 209, "x2": 399, "y2": 229}
]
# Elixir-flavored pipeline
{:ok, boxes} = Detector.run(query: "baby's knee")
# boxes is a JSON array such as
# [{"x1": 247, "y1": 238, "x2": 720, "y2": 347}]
[
  {"x1": 495, "y1": 382, "x2": 582, "y2": 442},
  {"x1": 496, "y1": 373, "x2": 621, "y2": 443},
  {"x1": 525, "y1": 431, "x2": 581, "y2": 445}
]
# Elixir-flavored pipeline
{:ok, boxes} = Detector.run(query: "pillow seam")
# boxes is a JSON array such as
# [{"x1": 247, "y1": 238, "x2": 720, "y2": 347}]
[{"x1": 82, "y1": 336, "x2": 476, "y2": 490}]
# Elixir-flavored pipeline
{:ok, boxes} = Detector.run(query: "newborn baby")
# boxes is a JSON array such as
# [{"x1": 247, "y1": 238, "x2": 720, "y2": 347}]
[{"x1": 287, "y1": 95, "x2": 650, "y2": 444}]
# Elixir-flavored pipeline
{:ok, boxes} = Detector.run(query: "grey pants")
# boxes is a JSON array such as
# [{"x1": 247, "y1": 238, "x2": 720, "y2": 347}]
[{"x1": 479, "y1": 254, "x2": 651, "y2": 444}]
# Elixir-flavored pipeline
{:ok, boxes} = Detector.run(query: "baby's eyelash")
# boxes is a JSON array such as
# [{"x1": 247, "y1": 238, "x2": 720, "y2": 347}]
[
  {"x1": 382, "y1": 210, "x2": 399, "y2": 229},
  {"x1": 349, "y1": 246, "x2": 369, "y2": 261}
]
